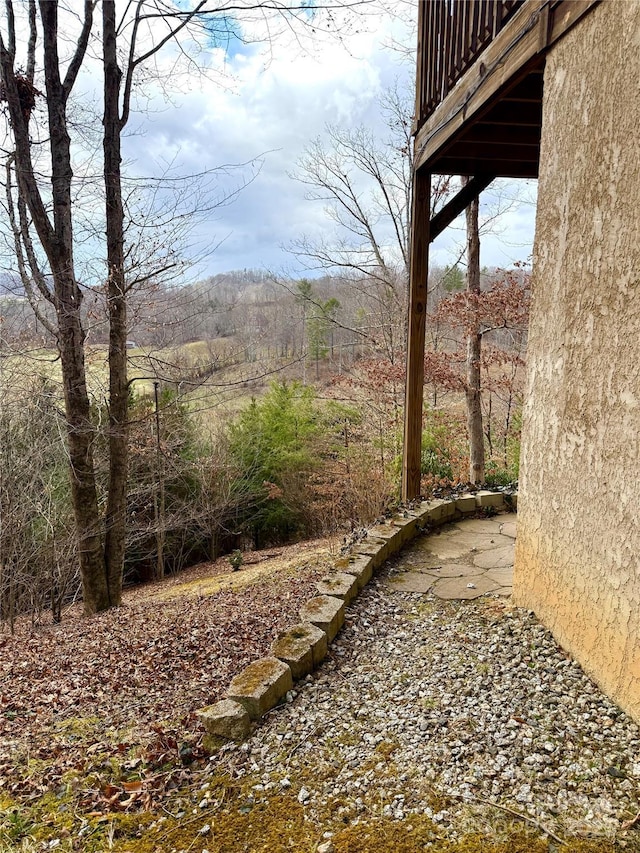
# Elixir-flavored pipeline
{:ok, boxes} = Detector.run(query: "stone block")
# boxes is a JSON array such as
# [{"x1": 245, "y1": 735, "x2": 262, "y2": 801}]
[
  {"x1": 505, "y1": 492, "x2": 518, "y2": 511},
  {"x1": 227, "y1": 657, "x2": 293, "y2": 720},
  {"x1": 391, "y1": 513, "x2": 421, "y2": 545},
  {"x1": 455, "y1": 494, "x2": 477, "y2": 514},
  {"x1": 335, "y1": 554, "x2": 373, "y2": 590},
  {"x1": 417, "y1": 498, "x2": 456, "y2": 526},
  {"x1": 299, "y1": 594, "x2": 345, "y2": 642},
  {"x1": 475, "y1": 490, "x2": 506, "y2": 509},
  {"x1": 305, "y1": 623, "x2": 329, "y2": 667},
  {"x1": 353, "y1": 537, "x2": 389, "y2": 568},
  {"x1": 415, "y1": 501, "x2": 433, "y2": 524},
  {"x1": 271, "y1": 623, "x2": 327, "y2": 678},
  {"x1": 367, "y1": 523, "x2": 403, "y2": 556},
  {"x1": 316, "y1": 572, "x2": 359, "y2": 604},
  {"x1": 196, "y1": 699, "x2": 251, "y2": 741}
]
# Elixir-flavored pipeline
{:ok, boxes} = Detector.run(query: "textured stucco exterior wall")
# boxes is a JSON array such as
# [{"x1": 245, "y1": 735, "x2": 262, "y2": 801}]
[{"x1": 514, "y1": 0, "x2": 640, "y2": 720}]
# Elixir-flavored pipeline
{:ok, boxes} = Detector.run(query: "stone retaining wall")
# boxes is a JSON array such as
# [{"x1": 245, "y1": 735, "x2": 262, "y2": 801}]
[{"x1": 196, "y1": 490, "x2": 515, "y2": 746}]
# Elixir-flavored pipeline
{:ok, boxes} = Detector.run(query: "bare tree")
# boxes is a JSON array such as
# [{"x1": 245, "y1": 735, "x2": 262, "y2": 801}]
[
  {"x1": 0, "y1": 1, "x2": 112, "y2": 613},
  {"x1": 463, "y1": 177, "x2": 484, "y2": 484},
  {"x1": 0, "y1": 0, "x2": 370, "y2": 615},
  {"x1": 0, "y1": 379, "x2": 79, "y2": 630},
  {"x1": 426, "y1": 264, "x2": 531, "y2": 486},
  {"x1": 291, "y1": 87, "x2": 452, "y2": 363}
]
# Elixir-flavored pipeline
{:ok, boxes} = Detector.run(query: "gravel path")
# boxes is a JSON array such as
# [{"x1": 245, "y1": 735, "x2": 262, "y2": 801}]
[{"x1": 211, "y1": 518, "x2": 640, "y2": 848}]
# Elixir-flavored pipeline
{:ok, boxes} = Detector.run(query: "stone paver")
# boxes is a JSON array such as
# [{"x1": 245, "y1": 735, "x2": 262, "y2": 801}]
[
  {"x1": 447, "y1": 517, "x2": 504, "y2": 535},
  {"x1": 472, "y1": 543, "x2": 515, "y2": 569},
  {"x1": 400, "y1": 553, "x2": 443, "y2": 570},
  {"x1": 388, "y1": 572, "x2": 436, "y2": 593},
  {"x1": 432, "y1": 573, "x2": 501, "y2": 599},
  {"x1": 485, "y1": 566, "x2": 515, "y2": 586},
  {"x1": 421, "y1": 563, "x2": 483, "y2": 579},
  {"x1": 418, "y1": 531, "x2": 502, "y2": 559},
  {"x1": 385, "y1": 511, "x2": 516, "y2": 601},
  {"x1": 498, "y1": 519, "x2": 517, "y2": 538}
]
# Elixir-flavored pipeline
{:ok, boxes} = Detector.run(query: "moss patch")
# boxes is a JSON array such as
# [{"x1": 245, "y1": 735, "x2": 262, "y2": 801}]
[{"x1": 106, "y1": 795, "x2": 316, "y2": 853}]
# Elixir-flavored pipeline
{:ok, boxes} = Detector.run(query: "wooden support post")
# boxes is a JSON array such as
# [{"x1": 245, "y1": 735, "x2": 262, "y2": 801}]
[{"x1": 402, "y1": 168, "x2": 431, "y2": 501}]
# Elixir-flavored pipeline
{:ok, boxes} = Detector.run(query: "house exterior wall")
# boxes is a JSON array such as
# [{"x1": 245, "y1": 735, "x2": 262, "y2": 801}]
[{"x1": 514, "y1": 0, "x2": 640, "y2": 719}]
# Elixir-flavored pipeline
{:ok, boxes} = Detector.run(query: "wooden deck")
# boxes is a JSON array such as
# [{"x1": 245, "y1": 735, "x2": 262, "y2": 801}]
[
  {"x1": 414, "y1": 0, "x2": 599, "y2": 179},
  {"x1": 415, "y1": 0, "x2": 524, "y2": 134},
  {"x1": 402, "y1": 0, "x2": 600, "y2": 500}
]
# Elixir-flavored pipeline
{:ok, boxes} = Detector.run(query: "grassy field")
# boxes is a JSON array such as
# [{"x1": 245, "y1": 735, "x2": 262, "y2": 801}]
[{"x1": 0, "y1": 338, "x2": 277, "y2": 419}]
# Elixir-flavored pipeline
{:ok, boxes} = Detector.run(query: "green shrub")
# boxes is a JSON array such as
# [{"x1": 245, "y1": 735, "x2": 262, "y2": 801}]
[
  {"x1": 484, "y1": 460, "x2": 518, "y2": 487},
  {"x1": 227, "y1": 381, "x2": 322, "y2": 547},
  {"x1": 419, "y1": 410, "x2": 467, "y2": 484},
  {"x1": 228, "y1": 549, "x2": 243, "y2": 571},
  {"x1": 421, "y1": 446, "x2": 453, "y2": 480}
]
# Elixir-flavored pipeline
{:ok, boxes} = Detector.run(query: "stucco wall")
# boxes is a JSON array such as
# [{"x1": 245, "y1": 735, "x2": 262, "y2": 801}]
[{"x1": 514, "y1": 0, "x2": 640, "y2": 720}]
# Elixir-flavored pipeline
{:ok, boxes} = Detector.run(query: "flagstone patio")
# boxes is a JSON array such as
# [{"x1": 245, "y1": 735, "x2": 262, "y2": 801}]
[{"x1": 386, "y1": 512, "x2": 516, "y2": 599}]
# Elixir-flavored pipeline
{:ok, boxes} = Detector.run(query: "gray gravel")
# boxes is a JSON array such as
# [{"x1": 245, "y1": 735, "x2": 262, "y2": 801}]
[{"x1": 211, "y1": 550, "x2": 640, "y2": 845}]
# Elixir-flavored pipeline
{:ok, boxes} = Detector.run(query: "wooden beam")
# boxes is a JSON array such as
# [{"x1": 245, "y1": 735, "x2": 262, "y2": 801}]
[
  {"x1": 402, "y1": 168, "x2": 431, "y2": 501},
  {"x1": 479, "y1": 100, "x2": 543, "y2": 125},
  {"x1": 429, "y1": 174, "x2": 495, "y2": 242},
  {"x1": 433, "y1": 159, "x2": 538, "y2": 179},
  {"x1": 460, "y1": 123, "x2": 540, "y2": 146},
  {"x1": 441, "y1": 143, "x2": 539, "y2": 164},
  {"x1": 548, "y1": 0, "x2": 600, "y2": 44}
]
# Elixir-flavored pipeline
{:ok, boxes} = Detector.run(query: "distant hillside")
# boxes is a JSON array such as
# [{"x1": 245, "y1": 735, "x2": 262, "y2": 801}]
[{"x1": 0, "y1": 273, "x2": 23, "y2": 296}]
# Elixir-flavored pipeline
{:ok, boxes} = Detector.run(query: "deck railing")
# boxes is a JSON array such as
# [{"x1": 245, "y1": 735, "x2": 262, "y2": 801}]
[{"x1": 415, "y1": 0, "x2": 525, "y2": 129}]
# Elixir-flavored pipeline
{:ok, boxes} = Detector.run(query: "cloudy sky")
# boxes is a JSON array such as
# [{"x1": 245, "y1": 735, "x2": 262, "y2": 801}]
[
  {"x1": 111, "y1": 0, "x2": 537, "y2": 280},
  {"x1": 0, "y1": 1, "x2": 535, "y2": 284}
]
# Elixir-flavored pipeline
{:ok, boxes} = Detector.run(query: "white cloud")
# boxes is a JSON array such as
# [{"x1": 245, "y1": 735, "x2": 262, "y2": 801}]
[
  {"x1": 5, "y1": 1, "x2": 533, "y2": 280},
  {"x1": 117, "y1": 3, "x2": 436, "y2": 277}
]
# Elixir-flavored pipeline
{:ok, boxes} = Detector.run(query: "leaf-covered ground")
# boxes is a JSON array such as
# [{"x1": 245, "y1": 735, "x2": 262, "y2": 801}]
[{"x1": 0, "y1": 541, "x2": 332, "y2": 848}]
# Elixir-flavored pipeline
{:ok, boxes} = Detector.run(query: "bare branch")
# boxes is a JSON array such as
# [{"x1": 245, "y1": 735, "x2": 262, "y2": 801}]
[
  {"x1": 5, "y1": 156, "x2": 56, "y2": 336},
  {"x1": 120, "y1": 0, "x2": 207, "y2": 130},
  {"x1": 4, "y1": 0, "x2": 15, "y2": 58},
  {"x1": 26, "y1": 0, "x2": 36, "y2": 82},
  {"x1": 62, "y1": 0, "x2": 95, "y2": 101}
]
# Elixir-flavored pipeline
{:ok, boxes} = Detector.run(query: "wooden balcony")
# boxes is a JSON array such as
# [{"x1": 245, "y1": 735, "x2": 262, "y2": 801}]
[
  {"x1": 415, "y1": 0, "x2": 524, "y2": 131},
  {"x1": 413, "y1": 0, "x2": 599, "y2": 180},
  {"x1": 402, "y1": 0, "x2": 600, "y2": 501}
]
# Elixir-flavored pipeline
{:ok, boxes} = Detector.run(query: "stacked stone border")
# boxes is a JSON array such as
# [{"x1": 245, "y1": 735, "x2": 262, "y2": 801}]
[{"x1": 196, "y1": 490, "x2": 517, "y2": 747}]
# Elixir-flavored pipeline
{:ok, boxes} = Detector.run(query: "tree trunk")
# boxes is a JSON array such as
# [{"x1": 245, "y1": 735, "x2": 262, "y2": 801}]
[
  {"x1": 0, "y1": 2, "x2": 113, "y2": 614},
  {"x1": 57, "y1": 282, "x2": 111, "y2": 613},
  {"x1": 39, "y1": 1, "x2": 112, "y2": 613},
  {"x1": 102, "y1": 0, "x2": 128, "y2": 607},
  {"x1": 463, "y1": 177, "x2": 485, "y2": 485}
]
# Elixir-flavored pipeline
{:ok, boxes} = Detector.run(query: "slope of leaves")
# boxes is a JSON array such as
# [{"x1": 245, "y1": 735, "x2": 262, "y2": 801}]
[{"x1": 0, "y1": 541, "x2": 330, "y2": 828}]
